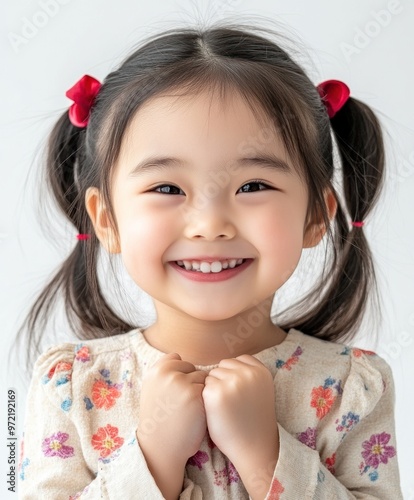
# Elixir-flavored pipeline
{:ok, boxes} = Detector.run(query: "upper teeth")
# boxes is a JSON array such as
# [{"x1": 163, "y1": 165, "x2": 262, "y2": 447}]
[{"x1": 176, "y1": 258, "x2": 244, "y2": 273}]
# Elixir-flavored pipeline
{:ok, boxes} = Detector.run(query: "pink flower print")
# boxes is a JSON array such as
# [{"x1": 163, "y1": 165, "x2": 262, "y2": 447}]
[
  {"x1": 187, "y1": 450, "x2": 209, "y2": 470},
  {"x1": 268, "y1": 478, "x2": 284, "y2": 499},
  {"x1": 75, "y1": 344, "x2": 90, "y2": 362},
  {"x1": 297, "y1": 427, "x2": 317, "y2": 450},
  {"x1": 361, "y1": 432, "x2": 396, "y2": 469},
  {"x1": 42, "y1": 432, "x2": 74, "y2": 459}
]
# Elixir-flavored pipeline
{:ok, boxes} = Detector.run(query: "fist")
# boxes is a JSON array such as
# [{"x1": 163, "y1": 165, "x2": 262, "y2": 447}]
[
  {"x1": 137, "y1": 352, "x2": 208, "y2": 466},
  {"x1": 202, "y1": 355, "x2": 278, "y2": 462}
]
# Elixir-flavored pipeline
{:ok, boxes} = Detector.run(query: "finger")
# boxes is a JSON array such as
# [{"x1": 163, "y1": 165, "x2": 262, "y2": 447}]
[
  {"x1": 153, "y1": 353, "x2": 197, "y2": 374},
  {"x1": 217, "y1": 357, "x2": 246, "y2": 370},
  {"x1": 205, "y1": 367, "x2": 233, "y2": 381},
  {"x1": 218, "y1": 355, "x2": 263, "y2": 369},
  {"x1": 203, "y1": 375, "x2": 220, "y2": 389},
  {"x1": 165, "y1": 359, "x2": 199, "y2": 374},
  {"x1": 234, "y1": 354, "x2": 265, "y2": 367},
  {"x1": 148, "y1": 352, "x2": 180, "y2": 370},
  {"x1": 187, "y1": 370, "x2": 208, "y2": 384}
]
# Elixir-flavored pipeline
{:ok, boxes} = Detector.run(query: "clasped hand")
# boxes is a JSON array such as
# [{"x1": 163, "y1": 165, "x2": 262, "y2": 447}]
[{"x1": 136, "y1": 352, "x2": 279, "y2": 494}]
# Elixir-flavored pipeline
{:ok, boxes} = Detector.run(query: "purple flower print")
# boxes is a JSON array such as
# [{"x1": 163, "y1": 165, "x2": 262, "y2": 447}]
[
  {"x1": 227, "y1": 462, "x2": 240, "y2": 483},
  {"x1": 187, "y1": 450, "x2": 209, "y2": 470},
  {"x1": 42, "y1": 432, "x2": 74, "y2": 459},
  {"x1": 361, "y1": 432, "x2": 396, "y2": 469},
  {"x1": 297, "y1": 427, "x2": 317, "y2": 450},
  {"x1": 213, "y1": 462, "x2": 240, "y2": 489}
]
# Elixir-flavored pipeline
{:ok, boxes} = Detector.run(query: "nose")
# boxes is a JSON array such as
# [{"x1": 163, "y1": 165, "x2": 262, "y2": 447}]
[{"x1": 183, "y1": 202, "x2": 237, "y2": 240}]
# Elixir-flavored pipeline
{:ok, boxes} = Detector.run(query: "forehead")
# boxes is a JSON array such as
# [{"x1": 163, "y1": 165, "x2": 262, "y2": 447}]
[
  {"x1": 115, "y1": 89, "x2": 292, "y2": 172},
  {"x1": 129, "y1": 87, "x2": 275, "y2": 133}
]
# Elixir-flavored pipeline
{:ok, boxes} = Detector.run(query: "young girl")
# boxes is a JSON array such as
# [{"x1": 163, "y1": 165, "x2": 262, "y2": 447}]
[{"x1": 17, "y1": 22, "x2": 402, "y2": 499}]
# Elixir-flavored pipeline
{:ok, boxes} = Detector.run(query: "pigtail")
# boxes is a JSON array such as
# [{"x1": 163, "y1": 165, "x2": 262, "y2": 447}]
[
  {"x1": 331, "y1": 97, "x2": 385, "y2": 225},
  {"x1": 17, "y1": 112, "x2": 133, "y2": 373},
  {"x1": 291, "y1": 97, "x2": 385, "y2": 342}
]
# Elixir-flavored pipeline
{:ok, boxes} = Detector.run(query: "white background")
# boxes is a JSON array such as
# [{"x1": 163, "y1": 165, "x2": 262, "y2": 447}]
[{"x1": 2, "y1": 0, "x2": 413, "y2": 498}]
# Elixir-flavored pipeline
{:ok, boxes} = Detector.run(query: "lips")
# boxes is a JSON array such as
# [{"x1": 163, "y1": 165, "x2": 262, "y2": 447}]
[{"x1": 170, "y1": 258, "x2": 253, "y2": 282}]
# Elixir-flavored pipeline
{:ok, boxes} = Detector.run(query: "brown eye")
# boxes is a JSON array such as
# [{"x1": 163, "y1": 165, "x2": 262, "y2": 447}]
[
  {"x1": 238, "y1": 181, "x2": 271, "y2": 193},
  {"x1": 153, "y1": 184, "x2": 184, "y2": 195}
]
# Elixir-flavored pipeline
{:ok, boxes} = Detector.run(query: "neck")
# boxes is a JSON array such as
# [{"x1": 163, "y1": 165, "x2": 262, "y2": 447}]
[{"x1": 142, "y1": 296, "x2": 287, "y2": 366}]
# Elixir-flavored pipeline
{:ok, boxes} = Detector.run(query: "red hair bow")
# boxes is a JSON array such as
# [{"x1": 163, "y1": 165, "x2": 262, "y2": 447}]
[
  {"x1": 65, "y1": 75, "x2": 102, "y2": 128},
  {"x1": 317, "y1": 80, "x2": 350, "y2": 118}
]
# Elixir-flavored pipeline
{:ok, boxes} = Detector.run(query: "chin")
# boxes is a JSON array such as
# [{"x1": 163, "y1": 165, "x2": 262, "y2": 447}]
[{"x1": 179, "y1": 305, "x2": 248, "y2": 324}]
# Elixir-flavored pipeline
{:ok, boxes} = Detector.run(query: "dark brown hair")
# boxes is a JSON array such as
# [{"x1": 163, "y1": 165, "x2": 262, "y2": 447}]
[{"x1": 15, "y1": 21, "x2": 385, "y2": 374}]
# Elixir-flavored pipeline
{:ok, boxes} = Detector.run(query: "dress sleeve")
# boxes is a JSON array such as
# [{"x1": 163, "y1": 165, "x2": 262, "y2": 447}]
[
  {"x1": 18, "y1": 344, "x2": 202, "y2": 499},
  {"x1": 263, "y1": 352, "x2": 402, "y2": 499}
]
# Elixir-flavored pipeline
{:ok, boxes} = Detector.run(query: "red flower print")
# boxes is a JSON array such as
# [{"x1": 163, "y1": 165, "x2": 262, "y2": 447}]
[
  {"x1": 352, "y1": 348, "x2": 376, "y2": 357},
  {"x1": 361, "y1": 432, "x2": 396, "y2": 469},
  {"x1": 42, "y1": 432, "x2": 74, "y2": 459},
  {"x1": 47, "y1": 362, "x2": 72, "y2": 380},
  {"x1": 91, "y1": 424, "x2": 124, "y2": 458},
  {"x1": 91, "y1": 380, "x2": 121, "y2": 410},
  {"x1": 268, "y1": 478, "x2": 284, "y2": 499},
  {"x1": 284, "y1": 356, "x2": 299, "y2": 370},
  {"x1": 325, "y1": 453, "x2": 336, "y2": 474},
  {"x1": 310, "y1": 386, "x2": 335, "y2": 419}
]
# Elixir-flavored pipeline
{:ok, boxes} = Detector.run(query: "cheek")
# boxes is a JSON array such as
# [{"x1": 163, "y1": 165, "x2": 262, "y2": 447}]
[
  {"x1": 252, "y1": 206, "x2": 305, "y2": 276},
  {"x1": 116, "y1": 205, "x2": 176, "y2": 277}
]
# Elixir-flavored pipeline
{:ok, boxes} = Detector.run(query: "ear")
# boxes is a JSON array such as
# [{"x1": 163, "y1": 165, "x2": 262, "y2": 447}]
[
  {"x1": 85, "y1": 187, "x2": 121, "y2": 254},
  {"x1": 303, "y1": 189, "x2": 337, "y2": 248}
]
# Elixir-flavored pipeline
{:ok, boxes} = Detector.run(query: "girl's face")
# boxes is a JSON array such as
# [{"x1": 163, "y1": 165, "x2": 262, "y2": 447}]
[{"x1": 91, "y1": 89, "x2": 325, "y2": 324}]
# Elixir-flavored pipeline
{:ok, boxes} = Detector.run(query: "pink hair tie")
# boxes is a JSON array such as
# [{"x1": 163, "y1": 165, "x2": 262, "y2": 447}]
[
  {"x1": 351, "y1": 221, "x2": 365, "y2": 228},
  {"x1": 65, "y1": 75, "x2": 102, "y2": 128},
  {"x1": 317, "y1": 80, "x2": 350, "y2": 118},
  {"x1": 76, "y1": 234, "x2": 91, "y2": 240}
]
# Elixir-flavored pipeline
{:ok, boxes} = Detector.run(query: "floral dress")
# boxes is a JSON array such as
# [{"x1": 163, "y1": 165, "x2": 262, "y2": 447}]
[{"x1": 18, "y1": 328, "x2": 402, "y2": 499}]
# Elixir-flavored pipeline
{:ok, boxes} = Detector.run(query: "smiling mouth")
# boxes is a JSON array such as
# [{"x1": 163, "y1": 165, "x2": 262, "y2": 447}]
[{"x1": 175, "y1": 258, "x2": 246, "y2": 273}]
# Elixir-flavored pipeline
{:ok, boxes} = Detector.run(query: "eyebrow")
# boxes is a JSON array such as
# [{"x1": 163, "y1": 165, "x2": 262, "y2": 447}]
[{"x1": 128, "y1": 153, "x2": 292, "y2": 177}]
